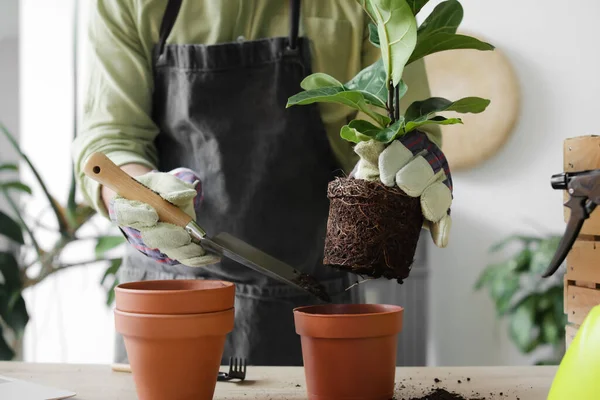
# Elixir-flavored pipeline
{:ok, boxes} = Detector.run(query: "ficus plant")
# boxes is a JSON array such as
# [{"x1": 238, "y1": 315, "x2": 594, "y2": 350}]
[
  {"x1": 287, "y1": 0, "x2": 494, "y2": 143},
  {"x1": 0, "y1": 123, "x2": 124, "y2": 360}
]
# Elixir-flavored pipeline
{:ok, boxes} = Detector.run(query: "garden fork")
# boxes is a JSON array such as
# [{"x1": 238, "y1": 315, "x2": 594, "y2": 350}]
[{"x1": 218, "y1": 357, "x2": 247, "y2": 382}]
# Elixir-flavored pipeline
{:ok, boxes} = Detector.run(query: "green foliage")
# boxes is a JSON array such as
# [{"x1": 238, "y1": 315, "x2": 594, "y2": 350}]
[
  {"x1": 475, "y1": 235, "x2": 567, "y2": 364},
  {"x1": 287, "y1": 0, "x2": 494, "y2": 146},
  {"x1": 0, "y1": 124, "x2": 124, "y2": 360},
  {"x1": 370, "y1": 0, "x2": 417, "y2": 87}
]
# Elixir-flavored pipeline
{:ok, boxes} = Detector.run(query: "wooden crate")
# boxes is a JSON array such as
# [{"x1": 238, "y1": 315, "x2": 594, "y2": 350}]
[{"x1": 563, "y1": 136, "x2": 600, "y2": 348}]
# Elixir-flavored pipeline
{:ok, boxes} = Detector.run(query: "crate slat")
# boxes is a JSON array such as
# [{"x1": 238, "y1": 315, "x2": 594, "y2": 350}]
[
  {"x1": 566, "y1": 239, "x2": 600, "y2": 283},
  {"x1": 563, "y1": 136, "x2": 600, "y2": 235},
  {"x1": 567, "y1": 285, "x2": 600, "y2": 325},
  {"x1": 566, "y1": 324, "x2": 579, "y2": 348}
]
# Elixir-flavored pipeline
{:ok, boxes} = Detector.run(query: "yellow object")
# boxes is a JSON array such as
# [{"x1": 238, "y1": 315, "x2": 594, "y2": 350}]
[
  {"x1": 548, "y1": 304, "x2": 600, "y2": 399},
  {"x1": 72, "y1": 0, "x2": 439, "y2": 217}
]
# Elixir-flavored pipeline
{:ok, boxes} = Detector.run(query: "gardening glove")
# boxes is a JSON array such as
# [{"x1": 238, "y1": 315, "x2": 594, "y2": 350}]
[
  {"x1": 353, "y1": 130, "x2": 453, "y2": 248},
  {"x1": 548, "y1": 304, "x2": 600, "y2": 400},
  {"x1": 108, "y1": 168, "x2": 221, "y2": 267}
]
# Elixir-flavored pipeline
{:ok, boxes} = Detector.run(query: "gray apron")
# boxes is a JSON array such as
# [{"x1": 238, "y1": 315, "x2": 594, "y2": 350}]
[{"x1": 115, "y1": 0, "x2": 355, "y2": 366}]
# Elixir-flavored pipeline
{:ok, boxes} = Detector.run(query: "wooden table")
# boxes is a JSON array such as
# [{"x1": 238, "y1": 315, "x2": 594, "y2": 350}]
[{"x1": 0, "y1": 362, "x2": 557, "y2": 399}]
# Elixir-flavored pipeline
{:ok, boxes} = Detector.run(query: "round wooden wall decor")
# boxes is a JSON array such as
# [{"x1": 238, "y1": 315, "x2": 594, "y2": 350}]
[{"x1": 423, "y1": 34, "x2": 521, "y2": 171}]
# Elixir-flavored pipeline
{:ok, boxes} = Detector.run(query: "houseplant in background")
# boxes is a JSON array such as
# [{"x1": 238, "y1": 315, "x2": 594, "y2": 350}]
[
  {"x1": 0, "y1": 123, "x2": 125, "y2": 360},
  {"x1": 287, "y1": 0, "x2": 494, "y2": 283},
  {"x1": 475, "y1": 234, "x2": 566, "y2": 365}
]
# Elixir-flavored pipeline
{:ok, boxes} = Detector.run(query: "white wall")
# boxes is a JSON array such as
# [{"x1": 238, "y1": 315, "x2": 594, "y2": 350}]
[
  {"x1": 0, "y1": 0, "x2": 19, "y2": 164},
  {"x1": 424, "y1": 0, "x2": 600, "y2": 366},
  {"x1": 13, "y1": 0, "x2": 599, "y2": 367}
]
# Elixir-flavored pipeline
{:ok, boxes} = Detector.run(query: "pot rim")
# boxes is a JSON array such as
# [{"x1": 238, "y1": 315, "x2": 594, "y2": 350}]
[
  {"x1": 114, "y1": 307, "x2": 234, "y2": 319},
  {"x1": 293, "y1": 303, "x2": 404, "y2": 318},
  {"x1": 115, "y1": 279, "x2": 234, "y2": 296}
]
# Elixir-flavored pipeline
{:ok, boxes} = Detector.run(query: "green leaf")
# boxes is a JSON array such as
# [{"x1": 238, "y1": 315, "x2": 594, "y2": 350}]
[
  {"x1": 474, "y1": 265, "x2": 497, "y2": 291},
  {"x1": 529, "y1": 237, "x2": 561, "y2": 274},
  {"x1": 368, "y1": 23, "x2": 380, "y2": 47},
  {"x1": 100, "y1": 258, "x2": 122, "y2": 286},
  {"x1": 407, "y1": 0, "x2": 429, "y2": 15},
  {"x1": 489, "y1": 235, "x2": 541, "y2": 253},
  {"x1": 0, "y1": 211, "x2": 24, "y2": 244},
  {"x1": 106, "y1": 279, "x2": 119, "y2": 306},
  {"x1": 418, "y1": 0, "x2": 463, "y2": 36},
  {"x1": 300, "y1": 73, "x2": 344, "y2": 91},
  {"x1": 287, "y1": 87, "x2": 390, "y2": 127},
  {"x1": 0, "y1": 325, "x2": 15, "y2": 360},
  {"x1": 408, "y1": 32, "x2": 494, "y2": 65},
  {"x1": 374, "y1": 119, "x2": 404, "y2": 143},
  {"x1": 345, "y1": 59, "x2": 404, "y2": 108},
  {"x1": 370, "y1": 0, "x2": 418, "y2": 87},
  {"x1": 0, "y1": 252, "x2": 22, "y2": 291},
  {"x1": 540, "y1": 311, "x2": 559, "y2": 345},
  {"x1": 95, "y1": 236, "x2": 126, "y2": 259},
  {"x1": 404, "y1": 115, "x2": 463, "y2": 134},
  {"x1": 489, "y1": 268, "x2": 520, "y2": 316},
  {"x1": 340, "y1": 120, "x2": 382, "y2": 144},
  {"x1": 509, "y1": 295, "x2": 538, "y2": 353},
  {"x1": 1, "y1": 181, "x2": 32, "y2": 195},
  {"x1": 0, "y1": 164, "x2": 18, "y2": 172},
  {"x1": 405, "y1": 97, "x2": 491, "y2": 121},
  {"x1": 1, "y1": 293, "x2": 29, "y2": 338},
  {"x1": 357, "y1": 0, "x2": 377, "y2": 22}
]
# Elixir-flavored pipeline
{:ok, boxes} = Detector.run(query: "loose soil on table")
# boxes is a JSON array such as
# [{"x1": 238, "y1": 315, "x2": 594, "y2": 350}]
[
  {"x1": 291, "y1": 273, "x2": 331, "y2": 302},
  {"x1": 403, "y1": 388, "x2": 485, "y2": 400},
  {"x1": 323, "y1": 177, "x2": 423, "y2": 281}
]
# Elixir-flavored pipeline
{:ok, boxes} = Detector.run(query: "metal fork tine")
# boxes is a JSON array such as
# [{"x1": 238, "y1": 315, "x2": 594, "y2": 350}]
[
  {"x1": 235, "y1": 357, "x2": 239, "y2": 371},
  {"x1": 228, "y1": 356, "x2": 233, "y2": 373},
  {"x1": 243, "y1": 358, "x2": 247, "y2": 375}
]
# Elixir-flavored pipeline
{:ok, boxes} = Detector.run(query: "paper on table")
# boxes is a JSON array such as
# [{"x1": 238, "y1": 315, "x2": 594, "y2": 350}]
[{"x1": 0, "y1": 375, "x2": 76, "y2": 400}]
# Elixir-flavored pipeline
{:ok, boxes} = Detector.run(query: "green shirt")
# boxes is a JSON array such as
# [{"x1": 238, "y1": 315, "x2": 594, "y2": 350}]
[{"x1": 73, "y1": 0, "x2": 440, "y2": 215}]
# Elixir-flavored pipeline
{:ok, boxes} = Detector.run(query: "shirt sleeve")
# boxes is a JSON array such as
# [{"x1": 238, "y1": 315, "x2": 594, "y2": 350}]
[{"x1": 72, "y1": 0, "x2": 159, "y2": 217}]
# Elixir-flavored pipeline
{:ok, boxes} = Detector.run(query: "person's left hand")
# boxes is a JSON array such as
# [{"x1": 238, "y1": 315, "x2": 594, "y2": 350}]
[{"x1": 352, "y1": 130, "x2": 453, "y2": 248}]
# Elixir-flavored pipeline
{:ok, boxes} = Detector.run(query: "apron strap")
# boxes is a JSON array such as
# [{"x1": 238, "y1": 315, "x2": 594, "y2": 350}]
[
  {"x1": 288, "y1": 0, "x2": 301, "y2": 50},
  {"x1": 156, "y1": 0, "x2": 183, "y2": 58}
]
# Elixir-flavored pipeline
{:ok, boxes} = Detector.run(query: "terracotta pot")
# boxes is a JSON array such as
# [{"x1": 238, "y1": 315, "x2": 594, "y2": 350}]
[
  {"x1": 115, "y1": 308, "x2": 234, "y2": 400},
  {"x1": 294, "y1": 304, "x2": 404, "y2": 400},
  {"x1": 115, "y1": 279, "x2": 235, "y2": 314}
]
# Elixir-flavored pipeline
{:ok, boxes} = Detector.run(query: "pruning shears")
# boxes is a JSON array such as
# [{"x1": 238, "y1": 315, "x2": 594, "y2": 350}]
[{"x1": 542, "y1": 169, "x2": 600, "y2": 278}]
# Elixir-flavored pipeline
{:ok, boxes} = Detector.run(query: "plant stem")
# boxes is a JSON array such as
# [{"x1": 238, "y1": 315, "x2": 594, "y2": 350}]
[
  {"x1": 0, "y1": 122, "x2": 71, "y2": 237},
  {"x1": 25, "y1": 256, "x2": 119, "y2": 287}
]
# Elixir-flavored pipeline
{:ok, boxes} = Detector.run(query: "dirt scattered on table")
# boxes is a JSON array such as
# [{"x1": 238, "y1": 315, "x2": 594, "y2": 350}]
[{"x1": 402, "y1": 388, "x2": 485, "y2": 400}]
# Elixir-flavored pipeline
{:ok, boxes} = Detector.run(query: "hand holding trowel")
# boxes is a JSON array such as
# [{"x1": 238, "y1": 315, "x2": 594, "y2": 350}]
[
  {"x1": 83, "y1": 152, "x2": 331, "y2": 302},
  {"x1": 542, "y1": 168, "x2": 600, "y2": 278}
]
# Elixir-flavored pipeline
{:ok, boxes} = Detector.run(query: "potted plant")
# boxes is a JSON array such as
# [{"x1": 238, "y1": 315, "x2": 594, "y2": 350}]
[
  {"x1": 475, "y1": 234, "x2": 566, "y2": 365},
  {"x1": 287, "y1": 0, "x2": 494, "y2": 282}
]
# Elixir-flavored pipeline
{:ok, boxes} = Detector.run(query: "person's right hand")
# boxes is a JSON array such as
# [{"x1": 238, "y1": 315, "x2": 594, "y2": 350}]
[{"x1": 106, "y1": 167, "x2": 221, "y2": 267}]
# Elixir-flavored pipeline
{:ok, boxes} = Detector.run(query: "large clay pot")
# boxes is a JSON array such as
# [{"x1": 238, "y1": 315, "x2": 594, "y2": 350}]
[
  {"x1": 115, "y1": 279, "x2": 235, "y2": 314},
  {"x1": 294, "y1": 304, "x2": 404, "y2": 400},
  {"x1": 115, "y1": 309, "x2": 234, "y2": 400}
]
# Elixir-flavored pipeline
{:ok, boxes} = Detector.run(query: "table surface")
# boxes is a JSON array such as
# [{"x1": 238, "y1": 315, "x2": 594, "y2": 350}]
[{"x1": 0, "y1": 362, "x2": 557, "y2": 400}]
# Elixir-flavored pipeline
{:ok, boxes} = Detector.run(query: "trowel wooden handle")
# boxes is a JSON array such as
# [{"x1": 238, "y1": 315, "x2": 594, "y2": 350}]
[{"x1": 83, "y1": 152, "x2": 193, "y2": 228}]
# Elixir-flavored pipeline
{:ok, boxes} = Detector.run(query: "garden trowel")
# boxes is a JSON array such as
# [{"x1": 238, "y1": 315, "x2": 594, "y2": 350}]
[
  {"x1": 83, "y1": 152, "x2": 331, "y2": 302},
  {"x1": 542, "y1": 168, "x2": 600, "y2": 278}
]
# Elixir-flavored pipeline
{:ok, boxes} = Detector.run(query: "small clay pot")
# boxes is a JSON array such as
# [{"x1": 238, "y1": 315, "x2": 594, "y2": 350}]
[
  {"x1": 115, "y1": 279, "x2": 235, "y2": 314},
  {"x1": 294, "y1": 304, "x2": 404, "y2": 400},
  {"x1": 115, "y1": 308, "x2": 234, "y2": 400}
]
